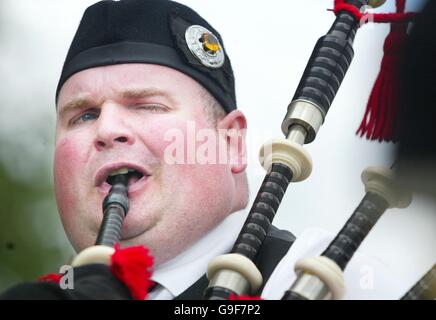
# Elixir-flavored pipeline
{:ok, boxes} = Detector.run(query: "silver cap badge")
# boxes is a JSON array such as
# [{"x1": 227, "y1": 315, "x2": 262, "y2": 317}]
[{"x1": 185, "y1": 25, "x2": 225, "y2": 69}]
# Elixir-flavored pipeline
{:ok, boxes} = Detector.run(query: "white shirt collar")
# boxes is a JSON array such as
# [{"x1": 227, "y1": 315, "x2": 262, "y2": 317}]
[{"x1": 150, "y1": 209, "x2": 248, "y2": 298}]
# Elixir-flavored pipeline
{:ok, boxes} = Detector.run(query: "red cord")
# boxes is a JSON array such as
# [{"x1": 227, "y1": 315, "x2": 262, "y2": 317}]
[
  {"x1": 38, "y1": 273, "x2": 63, "y2": 283},
  {"x1": 229, "y1": 293, "x2": 263, "y2": 300},
  {"x1": 333, "y1": 0, "x2": 364, "y2": 20},
  {"x1": 332, "y1": 0, "x2": 417, "y2": 25}
]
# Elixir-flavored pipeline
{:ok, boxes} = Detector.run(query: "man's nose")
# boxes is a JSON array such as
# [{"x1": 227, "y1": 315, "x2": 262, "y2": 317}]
[{"x1": 94, "y1": 104, "x2": 135, "y2": 150}]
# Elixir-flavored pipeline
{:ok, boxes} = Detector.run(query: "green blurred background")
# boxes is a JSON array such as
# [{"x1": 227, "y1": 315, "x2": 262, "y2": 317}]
[
  {"x1": 0, "y1": 147, "x2": 73, "y2": 291},
  {"x1": 0, "y1": 1, "x2": 74, "y2": 291}
]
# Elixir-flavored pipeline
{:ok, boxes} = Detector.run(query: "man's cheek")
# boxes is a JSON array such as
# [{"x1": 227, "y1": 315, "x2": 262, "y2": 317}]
[
  {"x1": 54, "y1": 137, "x2": 86, "y2": 174},
  {"x1": 54, "y1": 137, "x2": 87, "y2": 199},
  {"x1": 54, "y1": 138, "x2": 88, "y2": 225}
]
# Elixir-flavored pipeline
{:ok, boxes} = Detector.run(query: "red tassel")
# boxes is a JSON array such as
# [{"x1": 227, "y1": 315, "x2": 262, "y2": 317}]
[
  {"x1": 229, "y1": 293, "x2": 263, "y2": 300},
  {"x1": 110, "y1": 244, "x2": 154, "y2": 300},
  {"x1": 331, "y1": 0, "x2": 417, "y2": 142},
  {"x1": 356, "y1": 0, "x2": 410, "y2": 142},
  {"x1": 38, "y1": 273, "x2": 63, "y2": 283},
  {"x1": 357, "y1": 23, "x2": 407, "y2": 142}
]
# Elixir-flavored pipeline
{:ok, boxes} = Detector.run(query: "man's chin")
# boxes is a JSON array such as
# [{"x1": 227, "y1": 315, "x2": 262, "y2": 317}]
[{"x1": 118, "y1": 230, "x2": 148, "y2": 247}]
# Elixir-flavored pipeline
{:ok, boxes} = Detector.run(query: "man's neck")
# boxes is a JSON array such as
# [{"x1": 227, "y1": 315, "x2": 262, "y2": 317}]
[{"x1": 148, "y1": 209, "x2": 248, "y2": 298}]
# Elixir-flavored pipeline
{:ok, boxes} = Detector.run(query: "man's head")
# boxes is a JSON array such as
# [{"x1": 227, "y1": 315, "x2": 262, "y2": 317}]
[{"x1": 54, "y1": 0, "x2": 249, "y2": 265}]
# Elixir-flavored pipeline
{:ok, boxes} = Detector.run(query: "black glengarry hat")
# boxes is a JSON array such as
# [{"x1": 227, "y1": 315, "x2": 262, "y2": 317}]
[{"x1": 56, "y1": 0, "x2": 236, "y2": 113}]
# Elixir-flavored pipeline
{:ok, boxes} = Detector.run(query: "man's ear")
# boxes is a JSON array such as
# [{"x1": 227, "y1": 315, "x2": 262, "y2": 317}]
[{"x1": 217, "y1": 110, "x2": 247, "y2": 174}]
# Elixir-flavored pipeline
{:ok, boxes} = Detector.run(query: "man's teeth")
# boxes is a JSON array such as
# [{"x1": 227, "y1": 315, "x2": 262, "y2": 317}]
[{"x1": 108, "y1": 168, "x2": 135, "y2": 177}]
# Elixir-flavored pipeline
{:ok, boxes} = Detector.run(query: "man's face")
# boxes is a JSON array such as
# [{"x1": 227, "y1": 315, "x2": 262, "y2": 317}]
[{"x1": 55, "y1": 64, "x2": 244, "y2": 265}]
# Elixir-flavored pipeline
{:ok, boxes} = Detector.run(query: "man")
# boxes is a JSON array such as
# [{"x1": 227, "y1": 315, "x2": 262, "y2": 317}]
[
  {"x1": 2, "y1": 0, "x2": 403, "y2": 300},
  {"x1": 54, "y1": 0, "x2": 254, "y2": 299}
]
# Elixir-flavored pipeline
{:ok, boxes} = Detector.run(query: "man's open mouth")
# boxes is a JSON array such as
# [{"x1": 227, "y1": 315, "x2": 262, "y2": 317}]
[
  {"x1": 106, "y1": 168, "x2": 144, "y2": 186},
  {"x1": 95, "y1": 163, "x2": 150, "y2": 194}
]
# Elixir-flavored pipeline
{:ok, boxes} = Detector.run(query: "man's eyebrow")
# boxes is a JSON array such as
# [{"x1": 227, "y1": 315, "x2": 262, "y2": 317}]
[
  {"x1": 58, "y1": 97, "x2": 96, "y2": 119},
  {"x1": 121, "y1": 88, "x2": 177, "y2": 105},
  {"x1": 58, "y1": 88, "x2": 176, "y2": 118}
]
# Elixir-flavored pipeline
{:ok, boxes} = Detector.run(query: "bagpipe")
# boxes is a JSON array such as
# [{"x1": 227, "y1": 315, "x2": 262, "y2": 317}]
[
  {"x1": 2, "y1": 0, "x2": 434, "y2": 301},
  {"x1": 204, "y1": 0, "x2": 434, "y2": 300}
]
